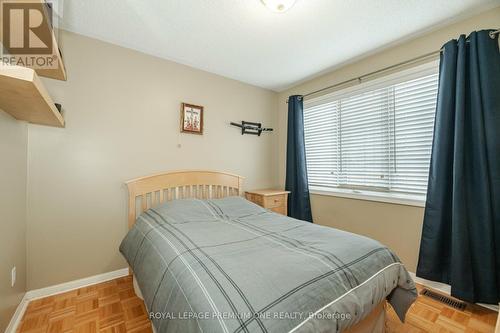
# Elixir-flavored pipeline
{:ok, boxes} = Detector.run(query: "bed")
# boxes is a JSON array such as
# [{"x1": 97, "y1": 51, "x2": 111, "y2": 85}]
[{"x1": 120, "y1": 170, "x2": 417, "y2": 333}]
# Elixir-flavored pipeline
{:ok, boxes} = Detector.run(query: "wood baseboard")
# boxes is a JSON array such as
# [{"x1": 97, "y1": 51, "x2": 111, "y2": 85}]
[
  {"x1": 4, "y1": 293, "x2": 29, "y2": 333},
  {"x1": 25, "y1": 268, "x2": 129, "y2": 301}
]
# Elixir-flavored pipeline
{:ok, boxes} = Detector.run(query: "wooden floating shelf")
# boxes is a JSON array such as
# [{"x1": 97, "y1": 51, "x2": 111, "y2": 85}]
[
  {"x1": 0, "y1": 66, "x2": 64, "y2": 128},
  {"x1": 32, "y1": 31, "x2": 67, "y2": 81},
  {"x1": 0, "y1": 0, "x2": 67, "y2": 81}
]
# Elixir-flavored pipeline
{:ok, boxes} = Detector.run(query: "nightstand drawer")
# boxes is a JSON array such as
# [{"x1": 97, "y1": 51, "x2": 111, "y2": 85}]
[
  {"x1": 264, "y1": 195, "x2": 286, "y2": 209},
  {"x1": 245, "y1": 189, "x2": 290, "y2": 216},
  {"x1": 270, "y1": 206, "x2": 287, "y2": 215}
]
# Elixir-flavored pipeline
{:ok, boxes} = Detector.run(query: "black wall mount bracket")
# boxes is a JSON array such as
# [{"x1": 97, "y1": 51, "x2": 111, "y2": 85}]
[{"x1": 230, "y1": 121, "x2": 274, "y2": 136}]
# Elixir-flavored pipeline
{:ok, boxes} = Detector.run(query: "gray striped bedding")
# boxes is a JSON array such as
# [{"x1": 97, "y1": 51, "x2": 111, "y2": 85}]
[{"x1": 120, "y1": 196, "x2": 417, "y2": 333}]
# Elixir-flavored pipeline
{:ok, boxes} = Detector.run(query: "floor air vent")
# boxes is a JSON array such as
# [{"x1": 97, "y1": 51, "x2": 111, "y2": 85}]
[{"x1": 421, "y1": 288, "x2": 467, "y2": 311}]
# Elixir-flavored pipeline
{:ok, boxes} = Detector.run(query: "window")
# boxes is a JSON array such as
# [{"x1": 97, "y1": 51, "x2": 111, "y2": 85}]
[{"x1": 303, "y1": 64, "x2": 439, "y2": 205}]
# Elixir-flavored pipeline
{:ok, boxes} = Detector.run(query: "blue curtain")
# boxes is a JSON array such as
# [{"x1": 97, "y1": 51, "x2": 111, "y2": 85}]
[
  {"x1": 285, "y1": 95, "x2": 313, "y2": 222},
  {"x1": 417, "y1": 30, "x2": 500, "y2": 304}
]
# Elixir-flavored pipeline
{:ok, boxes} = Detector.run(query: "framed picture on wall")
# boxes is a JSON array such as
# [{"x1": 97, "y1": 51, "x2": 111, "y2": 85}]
[{"x1": 180, "y1": 103, "x2": 204, "y2": 135}]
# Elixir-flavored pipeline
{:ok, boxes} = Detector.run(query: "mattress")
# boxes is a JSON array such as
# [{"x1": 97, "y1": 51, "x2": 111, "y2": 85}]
[{"x1": 120, "y1": 197, "x2": 417, "y2": 332}]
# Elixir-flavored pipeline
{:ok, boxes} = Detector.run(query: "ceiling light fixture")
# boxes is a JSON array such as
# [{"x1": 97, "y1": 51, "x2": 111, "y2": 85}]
[{"x1": 261, "y1": 0, "x2": 297, "y2": 13}]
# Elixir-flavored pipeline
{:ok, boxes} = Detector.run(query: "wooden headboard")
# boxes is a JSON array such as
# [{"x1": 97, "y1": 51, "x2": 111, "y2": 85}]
[{"x1": 125, "y1": 170, "x2": 244, "y2": 228}]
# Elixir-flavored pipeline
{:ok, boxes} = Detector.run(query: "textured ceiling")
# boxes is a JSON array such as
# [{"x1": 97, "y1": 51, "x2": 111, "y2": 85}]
[{"x1": 61, "y1": 0, "x2": 500, "y2": 91}]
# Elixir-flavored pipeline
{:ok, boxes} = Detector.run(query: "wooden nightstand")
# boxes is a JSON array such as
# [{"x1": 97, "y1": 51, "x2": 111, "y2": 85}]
[{"x1": 245, "y1": 189, "x2": 290, "y2": 216}]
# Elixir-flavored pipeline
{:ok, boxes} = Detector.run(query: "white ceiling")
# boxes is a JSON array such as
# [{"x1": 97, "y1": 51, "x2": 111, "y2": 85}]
[{"x1": 61, "y1": 0, "x2": 500, "y2": 91}]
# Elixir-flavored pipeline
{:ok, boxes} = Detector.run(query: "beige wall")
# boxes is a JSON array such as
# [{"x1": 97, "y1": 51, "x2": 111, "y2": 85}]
[
  {"x1": 26, "y1": 31, "x2": 278, "y2": 289},
  {"x1": 5, "y1": 6, "x2": 499, "y2": 297},
  {"x1": 0, "y1": 112, "x2": 27, "y2": 331},
  {"x1": 309, "y1": 195, "x2": 425, "y2": 272},
  {"x1": 277, "y1": 7, "x2": 500, "y2": 272}
]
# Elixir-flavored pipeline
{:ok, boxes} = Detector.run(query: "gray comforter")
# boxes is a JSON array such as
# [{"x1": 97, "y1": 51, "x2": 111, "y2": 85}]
[{"x1": 120, "y1": 197, "x2": 417, "y2": 333}]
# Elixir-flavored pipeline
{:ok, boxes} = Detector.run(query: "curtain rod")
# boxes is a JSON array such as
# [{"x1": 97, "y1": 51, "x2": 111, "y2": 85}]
[
  {"x1": 287, "y1": 29, "x2": 499, "y2": 102},
  {"x1": 296, "y1": 50, "x2": 441, "y2": 100}
]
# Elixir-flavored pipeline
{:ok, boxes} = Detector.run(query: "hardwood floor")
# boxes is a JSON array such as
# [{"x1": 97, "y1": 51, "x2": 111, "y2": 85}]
[
  {"x1": 17, "y1": 276, "x2": 151, "y2": 333},
  {"x1": 386, "y1": 285, "x2": 498, "y2": 333},
  {"x1": 17, "y1": 276, "x2": 497, "y2": 333}
]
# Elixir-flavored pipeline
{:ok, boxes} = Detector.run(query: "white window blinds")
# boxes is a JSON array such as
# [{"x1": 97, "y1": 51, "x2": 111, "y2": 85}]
[{"x1": 304, "y1": 70, "x2": 438, "y2": 197}]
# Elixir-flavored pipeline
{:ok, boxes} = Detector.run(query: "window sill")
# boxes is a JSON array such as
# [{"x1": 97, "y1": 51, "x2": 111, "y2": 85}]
[{"x1": 309, "y1": 186, "x2": 426, "y2": 207}]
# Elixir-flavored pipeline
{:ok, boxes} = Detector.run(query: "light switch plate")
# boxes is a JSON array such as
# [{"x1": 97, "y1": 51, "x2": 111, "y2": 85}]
[{"x1": 11, "y1": 267, "x2": 16, "y2": 287}]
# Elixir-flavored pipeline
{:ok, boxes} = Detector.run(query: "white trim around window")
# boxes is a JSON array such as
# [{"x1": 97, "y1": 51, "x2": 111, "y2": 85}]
[{"x1": 310, "y1": 186, "x2": 426, "y2": 207}]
